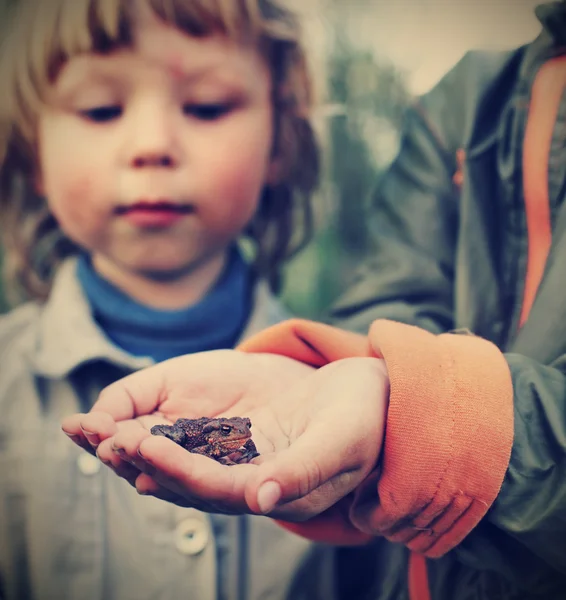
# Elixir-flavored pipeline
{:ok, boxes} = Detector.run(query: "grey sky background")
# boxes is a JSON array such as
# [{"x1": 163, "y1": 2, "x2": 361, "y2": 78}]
[{"x1": 298, "y1": 0, "x2": 543, "y2": 94}]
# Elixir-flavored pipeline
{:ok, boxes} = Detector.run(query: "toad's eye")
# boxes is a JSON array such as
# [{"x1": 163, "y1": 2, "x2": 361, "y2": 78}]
[{"x1": 220, "y1": 425, "x2": 232, "y2": 435}]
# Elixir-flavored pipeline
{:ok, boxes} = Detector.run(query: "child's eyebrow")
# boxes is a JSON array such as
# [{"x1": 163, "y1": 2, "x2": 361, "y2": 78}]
[
  {"x1": 174, "y1": 68, "x2": 246, "y2": 88},
  {"x1": 53, "y1": 69, "x2": 116, "y2": 98},
  {"x1": 160, "y1": 55, "x2": 247, "y2": 86},
  {"x1": 53, "y1": 52, "x2": 255, "y2": 96},
  {"x1": 53, "y1": 55, "x2": 125, "y2": 90}
]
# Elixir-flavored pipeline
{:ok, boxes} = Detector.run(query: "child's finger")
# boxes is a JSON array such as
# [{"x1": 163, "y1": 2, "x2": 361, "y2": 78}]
[
  {"x1": 97, "y1": 437, "x2": 124, "y2": 466},
  {"x1": 135, "y1": 472, "x2": 163, "y2": 495},
  {"x1": 134, "y1": 473, "x2": 219, "y2": 512},
  {"x1": 61, "y1": 413, "x2": 86, "y2": 437},
  {"x1": 109, "y1": 458, "x2": 143, "y2": 487},
  {"x1": 110, "y1": 421, "x2": 153, "y2": 472},
  {"x1": 96, "y1": 418, "x2": 164, "y2": 473},
  {"x1": 61, "y1": 413, "x2": 95, "y2": 454},
  {"x1": 92, "y1": 362, "x2": 168, "y2": 419},
  {"x1": 96, "y1": 437, "x2": 143, "y2": 486},
  {"x1": 78, "y1": 411, "x2": 118, "y2": 448}
]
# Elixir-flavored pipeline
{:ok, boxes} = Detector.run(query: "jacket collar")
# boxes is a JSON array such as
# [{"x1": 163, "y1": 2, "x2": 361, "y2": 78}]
[
  {"x1": 30, "y1": 258, "x2": 153, "y2": 378},
  {"x1": 29, "y1": 257, "x2": 288, "y2": 379},
  {"x1": 465, "y1": 4, "x2": 566, "y2": 161},
  {"x1": 536, "y1": 1, "x2": 566, "y2": 46},
  {"x1": 518, "y1": 1, "x2": 566, "y2": 79}
]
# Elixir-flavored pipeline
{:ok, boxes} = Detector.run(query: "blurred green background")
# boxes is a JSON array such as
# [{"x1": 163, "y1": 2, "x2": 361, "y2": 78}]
[{"x1": 280, "y1": 22, "x2": 410, "y2": 318}]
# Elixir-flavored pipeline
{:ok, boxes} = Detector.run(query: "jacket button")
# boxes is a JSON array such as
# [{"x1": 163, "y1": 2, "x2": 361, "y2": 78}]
[
  {"x1": 77, "y1": 453, "x2": 101, "y2": 476},
  {"x1": 175, "y1": 517, "x2": 209, "y2": 555}
]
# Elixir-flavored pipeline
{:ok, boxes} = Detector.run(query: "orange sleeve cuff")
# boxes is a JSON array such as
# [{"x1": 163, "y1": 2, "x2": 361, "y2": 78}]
[{"x1": 238, "y1": 318, "x2": 514, "y2": 556}]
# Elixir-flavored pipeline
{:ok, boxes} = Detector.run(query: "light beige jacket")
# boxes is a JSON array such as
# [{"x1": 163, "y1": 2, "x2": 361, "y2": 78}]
[{"x1": 0, "y1": 258, "x2": 317, "y2": 600}]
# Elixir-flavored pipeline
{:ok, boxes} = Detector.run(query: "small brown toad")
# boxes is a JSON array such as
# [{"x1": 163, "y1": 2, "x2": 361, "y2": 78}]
[{"x1": 150, "y1": 416, "x2": 259, "y2": 465}]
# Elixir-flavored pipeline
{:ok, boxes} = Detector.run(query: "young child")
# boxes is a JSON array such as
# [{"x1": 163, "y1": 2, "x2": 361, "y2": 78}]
[
  {"x1": 0, "y1": 1, "x2": 322, "y2": 599},
  {"x1": 65, "y1": 1, "x2": 566, "y2": 600}
]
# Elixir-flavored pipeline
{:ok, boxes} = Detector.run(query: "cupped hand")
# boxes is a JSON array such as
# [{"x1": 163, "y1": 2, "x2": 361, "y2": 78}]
[
  {"x1": 62, "y1": 349, "x2": 312, "y2": 492},
  {"x1": 62, "y1": 350, "x2": 389, "y2": 522}
]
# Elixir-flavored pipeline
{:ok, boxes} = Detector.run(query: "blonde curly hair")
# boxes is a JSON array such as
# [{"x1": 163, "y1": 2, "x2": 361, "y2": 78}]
[{"x1": 0, "y1": 0, "x2": 320, "y2": 303}]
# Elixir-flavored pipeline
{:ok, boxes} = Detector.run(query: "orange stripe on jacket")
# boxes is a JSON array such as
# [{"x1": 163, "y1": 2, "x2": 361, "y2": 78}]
[{"x1": 519, "y1": 57, "x2": 566, "y2": 326}]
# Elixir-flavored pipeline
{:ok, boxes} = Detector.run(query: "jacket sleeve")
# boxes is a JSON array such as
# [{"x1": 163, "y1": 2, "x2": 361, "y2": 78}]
[
  {"x1": 328, "y1": 49, "x2": 516, "y2": 336},
  {"x1": 459, "y1": 352, "x2": 566, "y2": 580},
  {"x1": 238, "y1": 319, "x2": 566, "y2": 581}
]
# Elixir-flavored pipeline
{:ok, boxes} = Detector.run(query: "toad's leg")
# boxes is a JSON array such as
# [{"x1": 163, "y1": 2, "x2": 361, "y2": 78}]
[
  {"x1": 190, "y1": 444, "x2": 238, "y2": 465},
  {"x1": 230, "y1": 440, "x2": 259, "y2": 464},
  {"x1": 151, "y1": 424, "x2": 186, "y2": 446}
]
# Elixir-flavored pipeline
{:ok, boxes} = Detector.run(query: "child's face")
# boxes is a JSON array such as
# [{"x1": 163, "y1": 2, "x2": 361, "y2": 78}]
[{"x1": 35, "y1": 10, "x2": 276, "y2": 280}]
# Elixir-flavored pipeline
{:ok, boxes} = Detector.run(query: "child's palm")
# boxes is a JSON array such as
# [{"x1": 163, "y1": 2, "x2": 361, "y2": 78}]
[{"x1": 61, "y1": 350, "x2": 314, "y2": 508}]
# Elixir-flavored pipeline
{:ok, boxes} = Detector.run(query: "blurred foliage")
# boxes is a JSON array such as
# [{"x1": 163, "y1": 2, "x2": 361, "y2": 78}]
[
  {"x1": 328, "y1": 33, "x2": 409, "y2": 253},
  {"x1": 282, "y1": 30, "x2": 411, "y2": 319}
]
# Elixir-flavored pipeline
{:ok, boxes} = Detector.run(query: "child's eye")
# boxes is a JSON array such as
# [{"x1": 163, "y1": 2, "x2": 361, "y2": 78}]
[
  {"x1": 79, "y1": 106, "x2": 122, "y2": 122},
  {"x1": 183, "y1": 103, "x2": 231, "y2": 121}
]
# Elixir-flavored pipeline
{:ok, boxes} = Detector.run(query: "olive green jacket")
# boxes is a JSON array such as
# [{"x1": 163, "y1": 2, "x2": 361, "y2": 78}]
[{"x1": 320, "y1": 3, "x2": 566, "y2": 598}]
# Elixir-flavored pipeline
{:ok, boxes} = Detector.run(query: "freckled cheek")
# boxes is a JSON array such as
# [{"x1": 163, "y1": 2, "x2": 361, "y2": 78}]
[
  {"x1": 205, "y1": 165, "x2": 266, "y2": 232},
  {"x1": 200, "y1": 131, "x2": 272, "y2": 231},
  {"x1": 37, "y1": 117, "x2": 113, "y2": 240},
  {"x1": 43, "y1": 170, "x2": 110, "y2": 244}
]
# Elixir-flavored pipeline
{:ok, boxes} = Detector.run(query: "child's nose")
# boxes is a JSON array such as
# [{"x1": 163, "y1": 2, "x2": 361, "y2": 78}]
[{"x1": 125, "y1": 100, "x2": 182, "y2": 169}]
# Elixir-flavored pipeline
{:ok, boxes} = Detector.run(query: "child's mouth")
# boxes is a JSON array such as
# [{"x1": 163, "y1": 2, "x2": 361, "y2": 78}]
[{"x1": 116, "y1": 201, "x2": 194, "y2": 228}]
